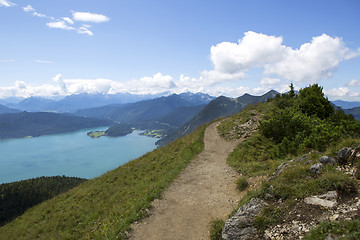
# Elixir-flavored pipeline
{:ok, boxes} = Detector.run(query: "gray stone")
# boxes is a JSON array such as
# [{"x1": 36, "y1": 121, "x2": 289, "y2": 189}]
[
  {"x1": 325, "y1": 233, "x2": 339, "y2": 240},
  {"x1": 337, "y1": 147, "x2": 352, "y2": 165},
  {"x1": 222, "y1": 198, "x2": 267, "y2": 240},
  {"x1": 320, "y1": 156, "x2": 336, "y2": 165},
  {"x1": 304, "y1": 191, "x2": 338, "y2": 208},
  {"x1": 310, "y1": 163, "x2": 324, "y2": 175},
  {"x1": 269, "y1": 162, "x2": 289, "y2": 180}
]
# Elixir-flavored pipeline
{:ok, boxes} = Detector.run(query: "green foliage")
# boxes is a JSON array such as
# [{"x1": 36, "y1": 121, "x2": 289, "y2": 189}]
[
  {"x1": 226, "y1": 133, "x2": 281, "y2": 177},
  {"x1": 306, "y1": 220, "x2": 360, "y2": 240},
  {"x1": 209, "y1": 219, "x2": 224, "y2": 240},
  {"x1": 105, "y1": 123, "x2": 133, "y2": 137},
  {"x1": 0, "y1": 125, "x2": 206, "y2": 240},
  {"x1": 0, "y1": 176, "x2": 86, "y2": 227},
  {"x1": 236, "y1": 177, "x2": 249, "y2": 191},
  {"x1": 259, "y1": 84, "x2": 360, "y2": 157},
  {"x1": 298, "y1": 84, "x2": 334, "y2": 119}
]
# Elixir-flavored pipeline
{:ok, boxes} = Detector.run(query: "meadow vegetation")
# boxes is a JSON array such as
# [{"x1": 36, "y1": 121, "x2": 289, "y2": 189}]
[
  {"x1": 0, "y1": 125, "x2": 206, "y2": 239},
  {"x1": 216, "y1": 83, "x2": 360, "y2": 239}
]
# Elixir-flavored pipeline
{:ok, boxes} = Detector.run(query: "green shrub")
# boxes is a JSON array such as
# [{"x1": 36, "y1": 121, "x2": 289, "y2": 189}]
[{"x1": 236, "y1": 177, "x2": 249, "y2": 191}]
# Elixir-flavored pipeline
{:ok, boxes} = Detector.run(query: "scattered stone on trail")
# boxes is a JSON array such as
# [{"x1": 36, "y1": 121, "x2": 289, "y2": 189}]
[
  {"x1": 222, "y1": 198, "x2": 267, "y2": 240},
  {"x1": 304, "y1": 191, "x2": 338, "y2": 208},
  {"x1": 310, "y1": 163, "x2": 324, "y2": 175},
  {"x1": 320, "y1": 156, "x2": 336, "y2": 165}
]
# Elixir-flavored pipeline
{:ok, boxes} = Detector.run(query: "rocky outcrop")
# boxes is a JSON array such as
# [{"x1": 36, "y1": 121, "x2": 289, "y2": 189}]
[{"x1": 222, "y1": 198, "x2": 267, "y2": 240}]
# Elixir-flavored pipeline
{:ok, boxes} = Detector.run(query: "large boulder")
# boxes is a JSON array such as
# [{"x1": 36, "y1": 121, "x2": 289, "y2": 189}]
[{"x1": 222, "y1": 198, "x2": 267, "y2": 240}]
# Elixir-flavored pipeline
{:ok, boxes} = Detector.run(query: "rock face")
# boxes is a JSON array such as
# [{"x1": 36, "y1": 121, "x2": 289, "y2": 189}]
[{"x1": 222, "y1": 198, "x2": 267, "y2": 240}]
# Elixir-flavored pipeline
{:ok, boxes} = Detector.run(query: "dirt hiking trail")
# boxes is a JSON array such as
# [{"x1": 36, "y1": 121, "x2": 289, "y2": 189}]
[{"x1": 129, "y1": 121, "x2": 245, "y2": 240}]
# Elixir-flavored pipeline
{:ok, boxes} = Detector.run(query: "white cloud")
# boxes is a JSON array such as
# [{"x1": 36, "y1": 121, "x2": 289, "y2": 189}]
[
  {"x1": 211, "y1": 31, "x2": 286, "y2": 74},
  {"x1": 325, "y1": 87, "x2": 360, "y2": 100},
  {"x1": 62, "y1": 17, "x2": 74, "y2": 25},
  {"x1": 23, "y1": 5, "x2": 47, "y2": 18},
  {"x1": 34, "y1": 59, "x2": 54, "y2": 64},
  {"x1": 124, "y1": 73, "x2": 177, "y2": 94},
  {"x1": 210, "y1": 32, "x2": 359, "y2": 84},
  {"x1": 260, "y1": 77, "x2": 281, "y2": 86},
  {"x1": 19, "y1": 5, "x2": 106, "y2": 36},
  {"x1": 46, "y1": 21, "x2": 74, "y2": 30},
  {"x1": 72, "y1": 11, "x2": 110, "y2": 23},
  {"x1": 23, "y1": 5, "x2": 35, "y2": 12},
  {"x1": 264, "y1": 34, "x2": 353, "y2": 83},
  {"x1": 347, "y1": 79, "x2": 360, "y2": 87},
  {"x1": 0, "y1": 0, "x2": 15, "y2": 7},
  {"x1": 77, "y1": 25, "x2": 93, "y2": 36},
  {"x1": 33, "y1": 12, "x2": 47, "y2": 18}
]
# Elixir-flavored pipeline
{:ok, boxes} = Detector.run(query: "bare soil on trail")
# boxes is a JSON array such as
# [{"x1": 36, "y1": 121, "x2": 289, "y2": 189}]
[{"x1": 129, "y1": 121, "x2": 245, "y2": 240}]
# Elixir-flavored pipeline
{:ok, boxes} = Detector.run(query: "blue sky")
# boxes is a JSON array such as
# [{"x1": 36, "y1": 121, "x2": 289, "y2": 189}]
[{"x1": 0, "y1": 0, "x2": 359, "y2": 100}]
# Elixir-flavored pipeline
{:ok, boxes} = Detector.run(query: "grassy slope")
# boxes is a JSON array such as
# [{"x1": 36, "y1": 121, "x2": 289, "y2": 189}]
[
  {"x1": 216, "y1": 98, "x2": 360, "y2": 239},
  {"x1": 0, "y1": 125, "x2": 206, "y2": 239}
]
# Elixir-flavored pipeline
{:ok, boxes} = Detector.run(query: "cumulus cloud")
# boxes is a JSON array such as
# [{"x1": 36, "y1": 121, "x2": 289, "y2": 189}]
[
  {"x1": 210, "y1": 31, "x2": 359, "y2": 84},
  {"x1": 211, "y1": 31, "x2": 286, "y2": 73},
  {"x1": 0, "y1": 0, "x2": 15, "y2": 7},
  {"x1": 325, "y1": 87, "x2": 360, "y2": 100},
  {"x1": 72, "y1": 11, "x2": 110, "y2": 23},
  {"x1": 264, "y1": 34, "x2": 354, "y2": 83}
]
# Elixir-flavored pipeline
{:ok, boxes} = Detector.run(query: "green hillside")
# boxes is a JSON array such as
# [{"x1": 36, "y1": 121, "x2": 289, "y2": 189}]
[
  {"x1": 157, "y1": 90, "x2": 277, "y2": 146},
  {"x1": 0, "y1": 176, "x2": 87, "y2": 227},
  {"x1": 212, "y1": 84, "x2": 360, "y2": 239},
  {"x1": 2, "y1": 84, "x2": 360, "y2": 239},
  {"x1": 0, "y1": 124, "x2": 206, "y2": 239},
  {"x1": 0, "y1": 112, "x2": 113, "y2": 139}
]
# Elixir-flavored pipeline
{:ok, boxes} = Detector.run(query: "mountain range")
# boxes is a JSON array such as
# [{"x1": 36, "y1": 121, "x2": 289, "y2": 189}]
[
  {"x1": 157, "y1": 90, "x2": 278, "y2": 146},
  {"x1": 0, "y1": 112, "x2": 113, "y2": 139},
  {"x1": 1, "y1": 92, "x2": 213, "y2": 113}
]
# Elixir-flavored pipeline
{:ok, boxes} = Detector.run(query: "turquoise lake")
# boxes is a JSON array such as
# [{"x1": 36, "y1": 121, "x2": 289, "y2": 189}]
[{"x1": 0, "y1": 128, "x2": 158, "y2": 184}]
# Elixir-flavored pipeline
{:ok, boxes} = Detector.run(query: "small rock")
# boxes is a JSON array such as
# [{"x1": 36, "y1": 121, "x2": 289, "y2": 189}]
[
  {"x1": 310, "y1": 163, "x2": 324, "y2": 175},
  {"x1": 329, "y1": 214, "x2": 339, "y2": 221},
  {"x1": 337, "y1": 147, "x2": 352, "y2": 165},
  {"x1": 304, "y1": 191, "x2": 338, "y2": 208},
  {"x1": 304, "y1": 196, "x2": 337, "y2": 208},
  {"x1": 325, "y1": 233, "x2": 339, "y2": 240},
  {"x1": 320, "y1": 156, "x2": 336, "y2": 165}
]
